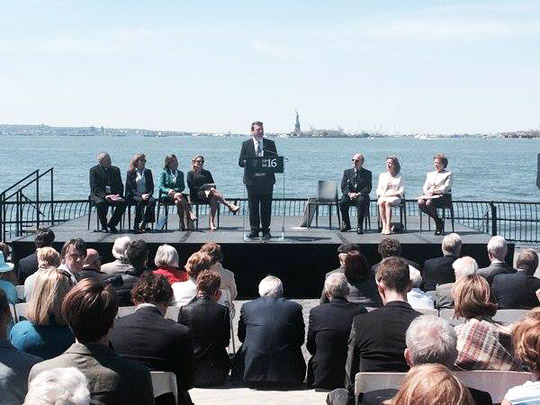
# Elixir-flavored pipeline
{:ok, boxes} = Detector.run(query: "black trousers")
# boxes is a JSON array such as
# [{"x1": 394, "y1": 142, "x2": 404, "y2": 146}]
[
  {"x1": 339, "y1": 194, "x2": 370, "y2": 228},
  {"x1": 130, "y1": 196, "x2": 156, "y2": 225},
  {"x1": 90, "y1": 195, "x2": 126, "y2": 228},
  {"x1": 247, "y1": 185, "x2": 273, "y2": 233}
]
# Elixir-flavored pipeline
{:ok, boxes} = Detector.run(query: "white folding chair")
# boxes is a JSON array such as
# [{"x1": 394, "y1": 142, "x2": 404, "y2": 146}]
[
  {"x1": 438, "y1": 308, "x2": 465, "y2": 326},
  {"x1": 150, "y1": 371, "x2": 178, "y2": 404},
  {"x1": 14, "y1": 302, "x2": 29, "y2": 322},
  {"x1": 493, "y1": 309, "x2": 529, "y2": 325},
  {"x1": 354, "y1": 372, "x2": 405, "y2": 397},
  {"x1": 219, "y1": 289, "x2": 236, "y2": 354},
  {"x1": 15, "y1": 285, "x2": 25, "y2": 302},
  {"x1": 116, "y1": 306, "x2": 137, "y2": 318},
  {"x1": 165, "y1": 306, "x2": 180, "y2": 321},
  {"x1": 455, "y1": 370, "x2": 535, "y2": 403},
  {"x1": 415, "y1": 308, "x2": 438, "y2": 316},
  {"x1": 9, "y1": 304, "x2": 16, "y2": 322}
]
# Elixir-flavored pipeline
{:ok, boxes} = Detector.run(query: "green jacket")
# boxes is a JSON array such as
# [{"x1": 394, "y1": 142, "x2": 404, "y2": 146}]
[{"x1": 158, "y1": 169, "x2": 185, "y2": 199}]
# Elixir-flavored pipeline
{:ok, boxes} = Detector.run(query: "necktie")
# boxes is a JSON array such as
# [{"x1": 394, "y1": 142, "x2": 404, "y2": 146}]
[{"x1": 256, "y1": 141, "x2": 262, "y2": 156}]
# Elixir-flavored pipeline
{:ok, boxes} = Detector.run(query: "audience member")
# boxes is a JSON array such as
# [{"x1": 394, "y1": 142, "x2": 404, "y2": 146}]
[
  {"x1": 77, "y1": 248, "x2": 106, "y2": 280},
  {"x1": 371, "y1": 238, "x2": 421, "y2": 278},
  {"x1": 307, "y1": 273, "x2": 367, "y2": 389},
  {"x1": 0, "y1": 289, "x2": 42, "y2": 405},
  {"x1": 178, "y1": 270, "x2": 230, "y2": 387},
  {"x1": 0, "y1": 243, "x2": 15, "y2": 286},
  {"x1": 477, "y1": 236, "x2": 516, "y2": 284},
  {"x1": 502, "y1": 308, "x2": 540, "y2": 404},
  {"x1": 17, "y1": 228, "x2": 55, "y2": 283},
  {"x1": 23, "y1": 367, "x2": 90, "y2": 405},
  {"x1": 101, "y1": 236, "x2": 132, "y2": 275},
  {"x1": 172, "y1": 252, "x2": 212, "y2": 306},
  {"x1": 422, "y1": 233, "x2": 461, "y2": 291},
  {"x1": 29, "y1": 278, "x2": 155, "y2": 404},
  {"x1": 114, "y1": 239, "x2": 149, "y2": 306},
  {"x1": 111, "y1": 273, "x2": 194, "y2": 404},
  {"x1": 325, "y1": 243, "x2": 360, "y2": 278},
  {"x1": 232, "y1": 276, "x2": 306, "y2": 386},
  {"x1": 199, "y1": 243, "x2": 237, "y2": 301},
  {"x1": 492, "y1": 248, "x2": 540, "y2": 309},
  {"x1": 435, "y1": 256, "x2": 478, "y2": 309},
  {"x1": 407, "y1": 267, "x2": 434, "y2": 309},
  {"x1": 321, "y1": 250, "x2": 380, "y2": 307},
  {"x1": 11, "y1": 268, "x2": 75, "y2": 359},
  {"x1": 453, "y1": 275, "x2": 520, "y2": 370},
  {"x1": 0, "y1": 252, "x2": 17, "y2": 305},
  {"x1": 58, "y1": 239, "x2": 86, "y2": 284},
  {"x1": 0, "y1": 242, "x2": 10, "y2": 262},
  {"x1": 345, "y1": 257, "x2": 421, "y2": 395},
  {"x1": 153, "y1": 244, "x2": 188, "y2": 284},
  {"x1": 24, "y1": 247, "x2": 61, "y2": 301}
]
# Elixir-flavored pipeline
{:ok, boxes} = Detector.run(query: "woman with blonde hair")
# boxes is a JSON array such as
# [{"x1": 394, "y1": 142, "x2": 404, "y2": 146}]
[
  {"x1": 10, "y1": 268, "x2": 75, "y2": 359},
  {"x1": 385, "y1": 363, "x2": 474, "y2": 405},
  {"x1": 187, "y1": 155, "x2": 240, "y2": 230},
  {"x1": 376, "y1": 156, "x2": 404, "y2": 235},
  {"x1": 171, "y1": 251, "x2": 212, "y2": 306},
  {"x1": 453, "y1": 275, "x2": 520, "y2": 370},
  {"x1": 126, "y1": 153, "x2": 155, "y2": 232},
  {"x1": 24, "y1": 246, "x2": 61, "y2": 301}
]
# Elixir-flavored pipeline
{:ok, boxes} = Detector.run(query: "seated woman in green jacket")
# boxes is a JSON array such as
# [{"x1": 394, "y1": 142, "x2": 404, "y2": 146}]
[{"x1": 158, "y1": 154, "x2": 197, "y2": 230}]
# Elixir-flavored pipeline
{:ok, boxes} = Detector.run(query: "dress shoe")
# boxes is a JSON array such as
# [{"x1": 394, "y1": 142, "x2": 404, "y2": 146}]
[
  {"x1": 248, "y1": 230, "x2": 259, "y2": 239},
  {"x1": 340, "y1": 224, "x2": 351, "y2": 232},
  {"x1": 261, "y1": 231, "x2": 272, "y2": 240},
  {"x1": 356, "y1": 227, "x2": 364, "y2": 234},
  {"x1": 229, "y1": 204, "x2": 240, "y2": 214},
  {"x1": 108, "y1": 224, "x2": 118, "y2": 233}
]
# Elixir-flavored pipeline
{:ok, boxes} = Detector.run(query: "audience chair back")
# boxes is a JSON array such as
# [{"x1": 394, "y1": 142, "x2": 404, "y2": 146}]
[
  {"x1": 415, "y1": 308, "x2": 438, "y2": 316},
  {"x1": 164, "y1": 306, "x2": 180, "y2": 321},
  {"x1": 117, "y1": 306, "x2": 137, "y2": 318},
  {"x1": 439, "y1": 308, "x2": 465, "y2": 326},
  {"x1": 455, "y1": 370, "x2": 535, "y2": 403},
  {"x1": 355, "y1": 372, "x2": 405, "y2": 396},
  {"x1": 492, "y1": 309, "x2": 529, "y2": 324},
  {"x1": 9, "y1": 303, "x2": 16, "y2": 323},
  {"x1": 150, "y1": 371, "x2": 178, "y2": 405},
  {"x1": 14, "y1": 302, "x2": 29, "y2": 322},
  {"x1": 219, "y1": 288, "x2": 236, "y2": 354},
  {"x1": 15, "y1": 285, "x2": 25, "y2": 302}
]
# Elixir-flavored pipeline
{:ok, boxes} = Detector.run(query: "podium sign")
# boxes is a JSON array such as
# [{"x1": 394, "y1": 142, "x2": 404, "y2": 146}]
[{"x1": 246, "y1": 156, "x2": 284, "y2": 174}]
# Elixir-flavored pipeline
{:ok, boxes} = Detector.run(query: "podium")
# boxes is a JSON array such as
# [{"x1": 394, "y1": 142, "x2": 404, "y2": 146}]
[{"x1": 242, "y1": 156, "x2": 286, "y2": 241}]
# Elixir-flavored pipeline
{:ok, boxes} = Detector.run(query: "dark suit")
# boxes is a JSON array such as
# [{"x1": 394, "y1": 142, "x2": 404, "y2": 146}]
[
  {"x1": 492, "y1": 270, "x2": 540, "y2": 309},
  {"x1": 89, "y1": 164, "x2": 126, "y2": 229},
  {"x1": 320, "y1": 273, "x2": 381, "y2": 308},
  {"x1": 178, "y1": 296, "x2": 231, "y2": 387},
  {"x1": 339, "y1": 168, "x2": 372, "y2": 229},
  {"x1": 110, "y1": 306, "x2": 195, "y2": 405},
  {"x1": 307, "y1": 298, "x2": 367, "y2": 389},
  {"x1": 126, "y1": 169, "x2": 156, "y2": 226},
  {"x1": 477, "y1": 262, "x2": 516, "y2": 285},
  {"x1": 345, "y1": 301, "x2": 420, "y2": 394},
  {"x1": 17, "y1": 251, "x2": 38, "y2": 284},
  {"x1": 232, "y1": 296, "x2": 305, "y2": 386},
  {"x1": 238, "y1": 138, "x2": 277, "y2": 233},
  {"x1": 422, "y1": 255, "x2": 458, "y2": 291}
]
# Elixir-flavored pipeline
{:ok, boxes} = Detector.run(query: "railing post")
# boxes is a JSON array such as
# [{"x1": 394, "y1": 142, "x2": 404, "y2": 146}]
[
  {"x1": 490, "y1": 202, "x2": 497, "y2": 236},
  {"x1": 36, "y1": 169, "x2": 40, "y2": 230},
  {"x1": 51, "y1": 168, "x2": 55, "y2": 226},
  {"x1": 0, "y1": 193, "x2": 4, "y2": 242}
]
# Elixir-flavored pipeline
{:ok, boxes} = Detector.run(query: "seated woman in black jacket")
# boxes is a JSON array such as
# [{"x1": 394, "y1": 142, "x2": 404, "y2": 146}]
[
  {"x1": 187, "y1": 155, "x2": 239, "y2": 231},
  {"x1": 126, "y1": 153, "x2": 155, "y2": 233}
]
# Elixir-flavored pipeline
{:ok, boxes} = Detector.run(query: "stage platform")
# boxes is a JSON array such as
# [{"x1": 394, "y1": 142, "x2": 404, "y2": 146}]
[{"x1": 11, "y1": 214, "x2": 512, "y2": 298}]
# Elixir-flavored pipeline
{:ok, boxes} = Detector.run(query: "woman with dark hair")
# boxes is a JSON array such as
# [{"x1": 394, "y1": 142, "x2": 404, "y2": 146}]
[
  {"x1": 417, "y1": 153, "x2": 453, "y2": 235},
  {"x1": 158, "y1": 154, "x2": 196, "y2": 231},
  {"x1": 126, "y1": 153, "x2": 155, "y2": 233},
  {"x1": 377, "y1": 155, "x2": 404, "y2": 235},
  {"x1": 453, "y1": 275, "x2": 520, "y2": 370},
  {"x1": 187, "y1": 155, "x2": 240, "y2": 231}
]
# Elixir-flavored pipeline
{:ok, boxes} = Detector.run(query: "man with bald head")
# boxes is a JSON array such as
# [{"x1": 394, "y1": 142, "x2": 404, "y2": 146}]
[
  {"x1": 339, "y1": 153, "x2": 372, "y2": 234},
  {"x1": 90, "y1": 152, "x2": 126, "y2": 233}
]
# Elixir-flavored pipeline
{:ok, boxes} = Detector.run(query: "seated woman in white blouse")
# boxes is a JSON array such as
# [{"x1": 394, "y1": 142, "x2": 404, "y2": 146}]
[
  {"x1": 376, "y1": 155, "x2": 404, "y2": 235},
  {"x1": 417, "y1": 153, "x2": 453, "y2": 235}
]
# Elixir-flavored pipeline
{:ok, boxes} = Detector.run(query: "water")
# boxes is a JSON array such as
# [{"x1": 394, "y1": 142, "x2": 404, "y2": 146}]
[{"x1": 1, "y1": 135, "x2": 538, "y2": 202}]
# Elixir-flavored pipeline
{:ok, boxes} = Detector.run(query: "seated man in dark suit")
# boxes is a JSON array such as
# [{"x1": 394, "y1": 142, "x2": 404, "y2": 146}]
[
  {"x1": 477, "y1": 235, "x2": 516, "y2": 284},
  {"x1": 435, "y1": 256, "x2": 478, "y2": 309},
  {"x1": 423, "y1": 233, "x2": 462, "y2": 291},
  {"x1": 339, "y1": 153, "x2": 372, "y2": 234},
  {"x1": 345, "y1": 257, "x2": 421, "y2": 393},
  {"x1": 232, "y1": 276, "x2": 306, "y2": 387},
  {"x1": 89, "y1": 152, "x2": 126, "y2": 233},
  {"x1": 307, "y1": 273, "x2": 367, "y2": 389},
  {"x1": 110, "y1": 273, "x2": 194, "y2": 405},
  {"x1": 17, "y1": 228, "x2": 55, "y2": 284},
  {"x1": 29, "y1": 278, "x2": 155, "y2": 405},
  {"x1": 492, "y1": 249, "x2": 540, "y2": 309},
  {"x1": 178, "y1": 270, "x2": 231, "y2": 387}
]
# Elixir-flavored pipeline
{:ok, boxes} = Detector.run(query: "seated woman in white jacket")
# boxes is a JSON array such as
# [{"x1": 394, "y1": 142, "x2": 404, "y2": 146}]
[{"x1": 376, "y1": 156, "x2": 404, "y2": 235}]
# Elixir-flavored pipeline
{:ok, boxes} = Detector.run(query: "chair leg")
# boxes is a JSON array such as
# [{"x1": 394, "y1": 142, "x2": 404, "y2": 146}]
[
  {"x1": 87, "y1": 203, "x2": 92, "y2": 230},
  {"x1": 328, "y1": 205, "x2": 332, "y2": 229},
  {"x1": 403, "y1": 202, "x2": 407, "y2": 230},
  {"x1": 315, "y1": 205, "x2": 319, "y2": 227},
  {"x1": 336, "y1": 203, "x2": 341, "y2": 229},
  {"x1": 450, "y1": 206, "x2": 455, "y2": 232}
]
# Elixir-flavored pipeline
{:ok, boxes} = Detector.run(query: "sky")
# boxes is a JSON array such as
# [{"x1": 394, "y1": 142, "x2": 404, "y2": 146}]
[{"x1": 0, "y1": 0, "x2": 539, "y2": 134}]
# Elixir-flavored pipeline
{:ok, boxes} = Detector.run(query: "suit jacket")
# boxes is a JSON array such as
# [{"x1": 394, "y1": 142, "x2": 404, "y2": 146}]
[
  {"x1": 238, "y1": 138, "x2": 277, "y2": 187},
  {"x1": 492, "y1": 270, "x2": 540, "y2": 309},
  {"x1": 340, "y1": 168, "x2": 372, "y2": 196},
  {"x1": 232, "y1": 296, "x2": 305, "y2": 385},
  {"x1": 110, "y1": 306, "x2": 194, "y2": 401},
  {"x1": 178, "y1": 296, "x2": 231, "y2": 386},
  {"x1": 17, "y1": 251, "x2": 38, "y2": 284},
  {"x1": 435, "y1": 282, "x2": 454, "y2": 308},
  {"x1": 320, "y1": 275, "x2": 381, "y2": 308},
  {"x1": 307, "y1": 298, "x2": 367, "y2": 389},
  {"x1": 345, "y1": 301, "x2": 421, "y2": 393},
  {"x1": 477, "y1": 262, "x2": 516, "y2": 285},
  {"x1": 89, "y1": 164, "x2": 124, "y2": 199},
  {"x1": 125, "y1": 168, "x2": 154, "y2": 199},
  {"x1": 29, "y1": 342, "x2": 155, "y2": 405},
  {"x1": 158, "y1": 169, "x2": 185, "y2": 198},
  {"x1": 422, "y1": 255, "x2": 458, "y2": 291}
]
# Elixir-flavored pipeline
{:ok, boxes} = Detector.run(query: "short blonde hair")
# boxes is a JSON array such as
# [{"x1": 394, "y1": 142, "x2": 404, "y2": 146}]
[
  {"x1": 385, "y1": 364, "x2": 474, "y2": 405},
  {"x1": 37, "y1": 247, "x2": 61, "y2": 269},
  {"x1": 453, "y1": 275, "x2": 497, "y2": 319},
  {"x1": 185, "y1": 252, "x2": 212, "y2": 280},
  {"x1": 154, "y1": 244, "x2": 179, "y2": 268},
  {"x1": 28, "y1": 268, "x2": 73, "y2": 326}
]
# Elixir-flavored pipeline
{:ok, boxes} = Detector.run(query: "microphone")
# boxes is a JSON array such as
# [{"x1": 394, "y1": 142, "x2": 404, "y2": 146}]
[{"x1": 262, "y1": 148, "x2": 279, "y2": 157}]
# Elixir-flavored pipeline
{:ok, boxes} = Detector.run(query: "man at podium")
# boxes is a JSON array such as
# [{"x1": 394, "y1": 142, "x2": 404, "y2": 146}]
[{"x1": 238, "y1": 121, "x2": 277, "y2": 239}]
